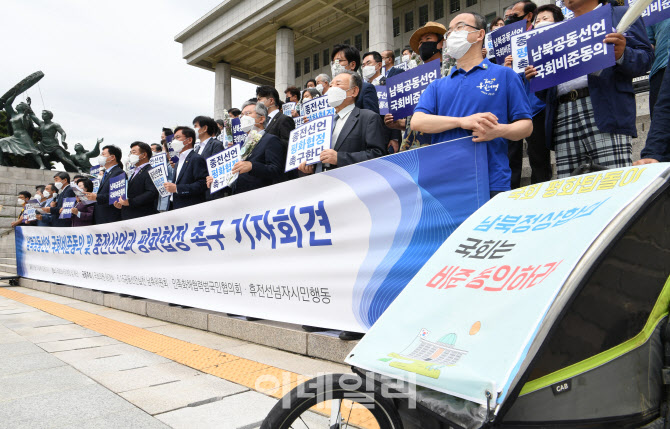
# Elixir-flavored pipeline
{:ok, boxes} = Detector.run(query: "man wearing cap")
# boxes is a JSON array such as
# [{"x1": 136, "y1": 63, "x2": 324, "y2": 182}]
[
  {"x1": 411, "y1": 12, "x2": 533, "y2": 197},
  {"x1": 384, "y1": 21, "x2": 447, "y2": 151}
]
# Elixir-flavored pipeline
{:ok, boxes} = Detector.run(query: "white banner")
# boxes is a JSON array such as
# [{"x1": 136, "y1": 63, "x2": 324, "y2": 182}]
[{"x1": 15, "y1": 140, "x2": 490, "y2": 332}]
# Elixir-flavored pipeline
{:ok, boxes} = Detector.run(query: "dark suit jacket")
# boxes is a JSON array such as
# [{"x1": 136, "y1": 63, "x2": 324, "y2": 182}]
[
  {"x1": 331, "y1": 106, "x2": 386, "y2": 168},
  {"x1": 71, "y1": 201, "x2": 94, "y2": 227},
  {"x1": 536, "y1": 5, "x2": 653, "y2": 149},
  {"x1": 233, "y1": 133, "x2": 284, "y2": 194},
  {"x1": 642, "y1": 57, "x2": 670, "y2": 161},
  {"x1": 265, "y1": 111, "x2": 295, "y2": 149},
  {"x1": 386, "y1": 66, "x2": 404, "y2": 79},
  {"x1": 94, "y1": 165, "x2": 127, "y2": 225},
  {"x1": 49, "y1": 185, "x2": 76, "y2": 228},
  {"x1": 355, "y1": 81, "x2": 380, "y2": 114},
  {"x1": 121, "y1": 164, "x2": 158, "y2": 220},
  {"x1": 172, "y1": 150, "x2": 208, "y2": 210},
  {"x1": 196, "y1": 137, "x2": 225, "y2": 201}
]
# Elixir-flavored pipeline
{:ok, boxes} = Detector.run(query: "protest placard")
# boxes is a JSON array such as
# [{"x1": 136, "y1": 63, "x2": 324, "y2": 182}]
[
  {"x1": 92, "y1": 179, "x2": 100, "y2": 194},
  {"x1": 165, "y1": 134, "x2": 179, "y2": 164},
  {"x1": 511, "y1": 22, "x2": 561, "y2": 73},
  {"x1": 293, "y1": 117, "x2": 305, "y2": 127},
  {"x1": 491, "y1": 19, "x2": 526, "y2": 64},
  {"x1": 556, "y1": 0, "x2": 575, "y2": 19},
  {"x1": 628, "y1": 0, "x2": 670, "y2": 25},
  {"x1": 90, "y1": 165, "x2": 101, "y2": 177},
  {"x1": 206, "y1": 144, "x2": 241, "y2": 194},
  {"x1": 231, "y1": 117, "x2": 246, "y2": 146},
  {"x1": 71, "y1": 186, "x2": 96, "y2": 205},
  {"x1": 23, "y1": 206, "x2": 36, "y2": 222},
  {"x1": 285, "y1": 116, "x2": 333, "y2": 172},
  {"x1": 108, "y1": 175, "x2": 126, "y2": 205},
  {"x1": 282, "y1": 102, "x2": 296, "y2": 116},
  {"x1": 302, "y1": 97, "x2": 335, "y2": 121},
  {"x1": 386, "y1": 59, "x2": 440, "y2": 119},
  {"x1": 375, "y1": 85, "x2": 390, "y2": 115},
  {"x1": 150, "y1": 152, "x2": 168, "y2": 174},
  {"x1": 484, "y1": 32, "x2": 495, "y2": 59},
  {"x1": 148, "y1": 167, "x2": 171, "y2": 198},
  {"x1": 529, "y1": 5, "x2": 615, "y2": 92},
  {"x1": 59, "y1": 198, "x2": 77, "y2": 219}
]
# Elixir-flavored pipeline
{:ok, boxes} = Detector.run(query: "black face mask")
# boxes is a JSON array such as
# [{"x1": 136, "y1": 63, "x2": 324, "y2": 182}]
[
  {"x1": 285, "y1": 97, "x2": 291, "y2": 103},
  {"x1": 505, "y1": 14, "x2": 524, "y2": 25},
  {"x1": 419, "y1": 41, "x2": 440, "y2": 62}
]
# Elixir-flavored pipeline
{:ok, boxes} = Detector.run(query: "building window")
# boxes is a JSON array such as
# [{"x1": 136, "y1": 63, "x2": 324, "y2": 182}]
[
  {"x1": 355, "y1": 33, "x2": 363, "y2": 51},
  {"x1": 405, "y1": 11, "x2": 414, "y2": 33},
  {"x1": 313, "y1": 53, "x2": 319, "y2": 70},
  {"x1": 323, "y1": 48, "x2": 330, "y2": 67},
  {"x1": 485, "y1": 12, "x2": 496, "y2": 25},
  {"x1": 344, "y1": 38, "x2": 351, "y2": 46},
  {"x1": 304, "y1": 57, "x2": 310, "y2": 75},
  {"x1": 450, "y1": 0, "x2": 460, "y2": 14},
  {"x1": 393, "y1": 17, "x2": 400, "y2": 37},
  {"x1": 366, "y1": 30, "x2": 369, "y2": 49},
  {"x1": 466, "y1": 0, "x2": 477, "y2": 7},
  {"x1": 434, "y1": 0, "x2": 444, "y2": 20},
  {"x1": 295, "y1": 61, "x2": 301, "y2": 78},
  {"x1": 419, "y1": 5, "x2": 429, "y2": 26}
]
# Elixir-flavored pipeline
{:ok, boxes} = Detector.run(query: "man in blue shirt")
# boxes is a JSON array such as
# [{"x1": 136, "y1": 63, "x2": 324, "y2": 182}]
[{"x1": 412, "y1": 12, "x2": 533, "y2": 197}]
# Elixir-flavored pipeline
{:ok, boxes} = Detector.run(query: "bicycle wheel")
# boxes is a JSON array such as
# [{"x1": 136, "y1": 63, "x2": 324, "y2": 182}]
[{"x1": 261, "y1": 373, "x2": 403, "y2": 429}]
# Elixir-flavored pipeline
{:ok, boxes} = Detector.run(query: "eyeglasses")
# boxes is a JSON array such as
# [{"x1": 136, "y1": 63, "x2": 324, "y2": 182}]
[
  {"x1": 332, "y1": 59, "x2": 348, "y2": 65},
  {"x1": 446, "y1": 22, "x2": 481, "y2": 37}
]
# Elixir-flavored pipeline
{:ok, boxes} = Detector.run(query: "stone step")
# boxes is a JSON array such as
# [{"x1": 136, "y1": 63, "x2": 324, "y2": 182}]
[
  {"x1": 0, "y1": 264, "x2": 16, "y2": 275},
  {"x1": 0, "y1": 257, "x2": 16, "y2": 265},
  {"x1": 18, "y1": 278, "x2": 357, "y2": 364}
]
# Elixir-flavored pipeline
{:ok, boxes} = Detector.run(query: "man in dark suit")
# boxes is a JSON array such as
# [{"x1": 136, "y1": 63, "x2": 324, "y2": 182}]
[
  {"x1": 84, "y1": 145, "x2": 126, "y2": 225},
  {"x1": 46, "y1": 172, "x2": 76, "y2": 228},
  {"x1": 257, "y1": 85, "x2": 295, "y2": 180},
  {"x1": 381, "y1": 50, "x2": 404, "y2": 79},
  {"x1": 331, "y1": 44, "x2": 380, "y2": 114},
  {"x1": 192, "y1": 116, "x2": 224, "y2": 200},
  {"x1": 113, "y1": 141, "x2": 158, "y2": 220},
  {"x1": 164, "y1": 126, "x2": 208, "y2": 210}
]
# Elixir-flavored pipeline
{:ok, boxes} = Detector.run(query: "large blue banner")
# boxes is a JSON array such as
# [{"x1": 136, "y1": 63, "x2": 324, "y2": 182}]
[
  {"x1": 529, "y1": 5, "x2": 614, "y2": 92},
  {"x1": 16, "y1": 139, "x2": 489, "y2": 332}
]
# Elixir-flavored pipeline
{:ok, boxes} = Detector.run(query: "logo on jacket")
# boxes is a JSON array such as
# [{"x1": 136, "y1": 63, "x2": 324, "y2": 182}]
[{"x1": 477, "y1": 78, "x2": 499, "y2": 96}]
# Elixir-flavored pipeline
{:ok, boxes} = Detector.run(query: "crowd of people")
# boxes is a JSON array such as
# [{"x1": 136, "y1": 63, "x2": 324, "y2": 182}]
[{"x1": 12, "y1": 0, "x2": 670, "y2": 338}]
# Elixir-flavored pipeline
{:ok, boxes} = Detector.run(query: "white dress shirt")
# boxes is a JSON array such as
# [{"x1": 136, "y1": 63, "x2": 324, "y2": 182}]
[
  {"x1": 332, "y1": 103, "x2": 355, "y2": 145},
  {"x1": 266, "y1": 109, "x2": 279, "y2": 127},
  {"x1": 197, "y1": 137, "x2": 212, "y2": 155}
]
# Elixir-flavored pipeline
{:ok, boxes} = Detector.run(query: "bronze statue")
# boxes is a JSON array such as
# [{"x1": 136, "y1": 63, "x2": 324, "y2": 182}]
[
  {"x1": 71, "y1": 138, "x2": 103, "y2": 171},
  {"x1": 0, "y1": 72, "x2": 48, "y2": 169},
  {"x1": 30, "y1": 110, "x2": 80, "y2": 172}
]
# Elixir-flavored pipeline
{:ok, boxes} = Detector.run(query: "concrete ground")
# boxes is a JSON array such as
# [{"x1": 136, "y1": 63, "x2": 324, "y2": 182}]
[{"x1": 0, "y1": 280, "x2": 354, "y2": 429}]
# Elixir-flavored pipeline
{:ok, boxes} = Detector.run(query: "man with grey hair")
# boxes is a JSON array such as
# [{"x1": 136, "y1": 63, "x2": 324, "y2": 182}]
[
  {"x1": 315, "y1": 73, "x2": 330, "y2": 95},
  {"x1": 207, "y1": 100, "x2": 283, "y2": 195},
  {"x1": 299, "y1": 71, "x2": 385, "y2": 176}
]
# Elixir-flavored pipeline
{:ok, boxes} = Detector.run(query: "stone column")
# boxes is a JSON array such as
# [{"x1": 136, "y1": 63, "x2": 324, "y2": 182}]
[
  {"x1": 275, "y1": 27, "x2": 295, "y2": 95},
  {"x1": 369, "y1": 0, "x2": 393, "y2": 53},
  {"x1": 214, "y1": 62, "x2": 232, "y2": 120}
]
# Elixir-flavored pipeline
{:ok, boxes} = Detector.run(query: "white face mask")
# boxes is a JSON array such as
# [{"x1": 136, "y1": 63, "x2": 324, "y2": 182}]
[
  {"x1": 402, "y1": 54, "x2": 410, "y2": 62},
  {"x1": 54, "y1": 181, "x2": 64, "y2": 190},
  {"x1": 171, "y1": 139, "x2": 186, "y2": 154},
  {"x1": 240, "y1": 115, "x2": 257, "y2": 133},
  {"x1": 362, "y1": 65, "x2": 377, "y2": 81},
  {"x1": 446, "y1": 30, "x2": 477, "y2": 60},
  {"x1": 534, "y1": 20, "x2": 554, "y2": 28},
  {"x1": 97, "y1": 155, "x2": 108, "y2": 166},
  {"x1": 316, "y1": 84, "x2": 324, "y2": 94},
  {"x1": 128, "y1": 154, "x2": 140, "y2": 166},
  {"x1": 42, "y1": 190, "x2": 51, "y2": 199},
  {"x1": 331, "y1": 61, "x2": 347, "y2": 78},
  {"x1": 17, "y1": 198, "x2": 25, "y2": 205},
  {"x1": 327, "y1": 86, "x2": 349, "y2": 108}
]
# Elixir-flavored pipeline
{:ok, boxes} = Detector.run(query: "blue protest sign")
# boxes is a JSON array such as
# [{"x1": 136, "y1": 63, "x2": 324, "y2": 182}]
[
  {"x1": 92, "y1": 179, "x2": 100, "y2": 194},
  {"x1": 231, "y1": 117, "x2": 246, "y2": 146},
  {"x1": 285, "y1": 116, "x2": 333, "y2": 172},
  {"x1": 282, "y1": 102, "x2": 297, "y2": 116},
  {"x1": 165, "y1": 134, "x2": 179, "y2": 164},
  {"x1": 302, "y1": 97, "x2": 335, "y2": 121},
  {"x1": 90, "y1": 165, "x2": 101, "y2": 177},
  {"x1": 387, "y1": 59, "x2": 440, "y2": 119},
  {"x1": 628, "y1": 0, "x2": 670, "y2": 25},
  {"x1": 108, "y1": 175, "x2": 126, "y2": 205},
  {"x1": 556, "y1": 0, "x2": 575, "y2": 20},
  {"x1": 376, "y1": 85, "x2": 389, "y2": 115},
  {"x1": 207, "y1": 144, "x2": 241, "y2": 194},
  {"x1": 59, "y1": 198, "x2": 77, "y2": 219},
  {"x1": 511, "y1": 22, "x2": 562, "y2": 73},
  {"x1": 529, "y1": 4, "x2": 615, "y2": 93},
  {"x1": 491, "y1": 20, "x2": 527, "y2": 64}
]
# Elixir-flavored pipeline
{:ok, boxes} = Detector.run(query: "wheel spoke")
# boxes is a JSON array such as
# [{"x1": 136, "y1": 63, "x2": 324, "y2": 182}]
[
  {"x1": 329, "y1": 399, "x2": 342, "y2": 428},
  {"x1": 298, "y1": 414, "x2": 310, "y2": 428}
]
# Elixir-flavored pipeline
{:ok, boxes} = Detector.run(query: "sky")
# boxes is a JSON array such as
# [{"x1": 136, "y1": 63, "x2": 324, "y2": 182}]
[{"x1": 2, "y1": 0, "x2": 257, "y2": 164}]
